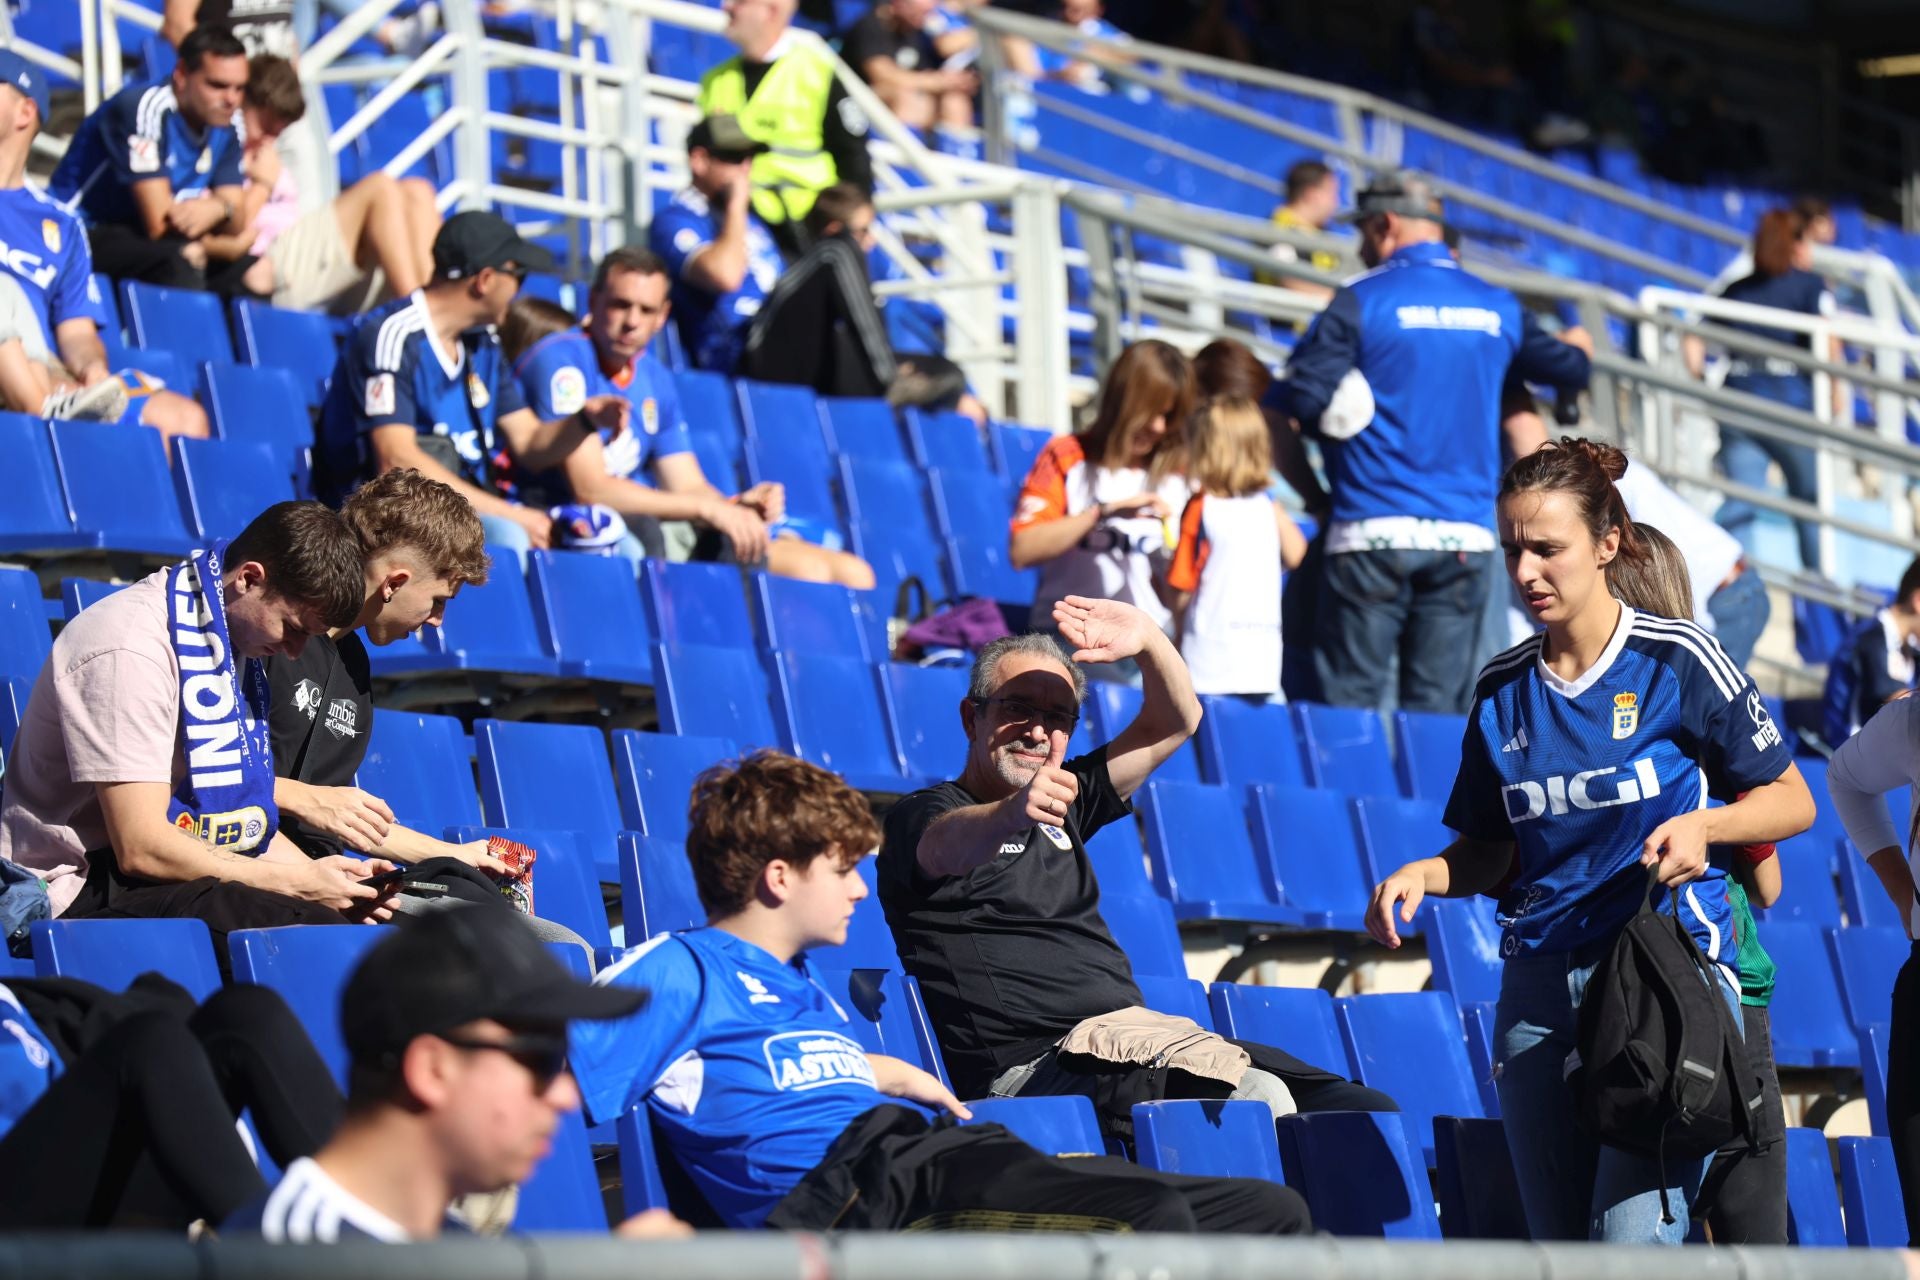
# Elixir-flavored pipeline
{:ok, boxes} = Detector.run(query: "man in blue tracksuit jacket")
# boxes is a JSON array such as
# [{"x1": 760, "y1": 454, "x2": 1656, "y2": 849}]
[{"x1": 1281, "y1": 172, "x2": 1591, "y2": 714}]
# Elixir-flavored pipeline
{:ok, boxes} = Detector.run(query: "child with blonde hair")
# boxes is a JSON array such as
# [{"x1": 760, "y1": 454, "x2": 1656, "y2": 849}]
[{"x1": 1166, "y1": 396, "x2": 1307, "y2": 697}]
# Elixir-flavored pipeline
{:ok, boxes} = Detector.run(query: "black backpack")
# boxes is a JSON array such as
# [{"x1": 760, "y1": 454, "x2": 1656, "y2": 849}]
[{"x1": 1570, "y1": 867, "x2": 1764, "y2": 1223}]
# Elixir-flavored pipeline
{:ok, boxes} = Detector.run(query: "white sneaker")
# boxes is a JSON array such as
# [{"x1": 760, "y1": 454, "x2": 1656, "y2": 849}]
[{"x1": 42, "y1": 380, "x2": 129, "y2": 423}]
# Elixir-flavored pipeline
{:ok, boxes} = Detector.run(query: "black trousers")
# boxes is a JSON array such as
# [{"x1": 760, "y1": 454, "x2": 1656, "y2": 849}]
[
  {"x1": 67, "y1": 850, "x2": 346, "y2": 966},
  {"x1": 1700, "y1": 1004, "x2": 1787, "y2": 1243},
  {"x1": 0, "y1": 984, "x2": 341, "y2": 1229},
  {"x1": 738, "y1": 235, "x2": 894, "y2": 399},
  {"x1": 86, "y1": 221, "x2": 261, "y2": 295},
  {"x1": 1886, "y1": 942, "x2": 1920, "y2": 1244}
]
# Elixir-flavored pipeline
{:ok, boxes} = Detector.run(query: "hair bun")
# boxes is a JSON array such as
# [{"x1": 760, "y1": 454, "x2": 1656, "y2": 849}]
[{"x1": 1559, "y1": 436, "x2": 1628, "y2": 483}]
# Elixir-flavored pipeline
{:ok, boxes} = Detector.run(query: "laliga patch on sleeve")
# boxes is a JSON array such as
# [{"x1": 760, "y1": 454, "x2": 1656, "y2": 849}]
[
  {"x1": 549, "y1": 365, "x2": 587, "y2": 416},
  {"x1": 127, "y1": 134, "x2": 160, "y2": 174},
  {"x1": 364, "y1": 372, "x2": 395, "y2": 417}
]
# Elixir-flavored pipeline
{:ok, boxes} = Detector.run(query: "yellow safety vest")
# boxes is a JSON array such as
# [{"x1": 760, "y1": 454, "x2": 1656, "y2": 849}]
[{"x1": 698, "y1": 45, "x2": 840, "y2": 227}]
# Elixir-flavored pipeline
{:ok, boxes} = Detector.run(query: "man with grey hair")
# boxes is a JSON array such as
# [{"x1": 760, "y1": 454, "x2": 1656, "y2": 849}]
[{"x1": 877, "y1": 596, "x2": 1395, "y2": 1137}]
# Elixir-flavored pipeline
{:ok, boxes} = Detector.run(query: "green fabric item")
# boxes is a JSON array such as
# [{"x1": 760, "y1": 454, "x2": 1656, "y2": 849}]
[{"x1": 1727, "y1": 880, "x2": 1776, "y2": 1007}]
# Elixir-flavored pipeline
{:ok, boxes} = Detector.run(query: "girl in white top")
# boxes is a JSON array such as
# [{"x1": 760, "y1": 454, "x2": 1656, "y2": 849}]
[
  {"x1": 1165, "y1": 396, "x2": 1307, "y2": 697},
  {"x1": 1010, "y1": 340, "x2": 1193, "y2": 640}
]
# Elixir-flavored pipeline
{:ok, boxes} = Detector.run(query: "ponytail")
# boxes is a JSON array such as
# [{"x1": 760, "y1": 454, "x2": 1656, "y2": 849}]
[{"x1": 1500, "y1": 437, "x2": 1648, "y2": 575}]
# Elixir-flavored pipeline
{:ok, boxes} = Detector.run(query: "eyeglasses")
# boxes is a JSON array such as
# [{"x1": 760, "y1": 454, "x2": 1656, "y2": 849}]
[
  {"x1": 973, "y1": 695, "x2": 1078, "y2": 733},
  {"x1": 496, "y1": 261, "x2": 529, "y2": 285},
  {"x1": 439, "y1": 1032, "x2": 569, "y2": 1091}
]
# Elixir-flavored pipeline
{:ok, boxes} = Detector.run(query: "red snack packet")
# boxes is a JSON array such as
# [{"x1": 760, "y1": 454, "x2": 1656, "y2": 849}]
[{"x1": 489, "y1": 836, "x2": 538, "y2": 915}]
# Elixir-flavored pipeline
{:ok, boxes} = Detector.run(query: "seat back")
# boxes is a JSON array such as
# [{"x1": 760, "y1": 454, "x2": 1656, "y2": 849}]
[
  {"x1": 173, "y1": 438, "x2": 297, "y2": 541},
  {"x1": 226, "y1": 925, "x2": 384, "y2": 1085},
  {"x1": 0, "y1": 675, "x2": 30, "y2": 760},
  {"x1": 770, "y1": 651, "x2": 904, "y2": 784},
  {"x1": 736, "y1": 379, "x2": 826, "y2": 448},
  {"x1": 1132, "y1": 1099, "x2": 1286, "y2": 1181},
  {"x1": 1334, "y1": 991, "x2": 1483, "y2": 1163},
  {"x1": 611, "y1": 730, "x2": 741, "y2": 841},
  {"x1": 48, "y1": 421, "x2": 194, "y2": 556},
  {"x1": 1096, "y1": 892, "x2": 1186, "y2": 979},
  {"x1": 31, "y1": 918, "x2": 221, "y2": 1000},
  {"x1": 1135, "y1": 974, "x2": 1212, "y2": 1026},
  {"x1": 1782, "y1": 1126, "x2": 1845, "y2": 1246},
  {"x1": 927, "y1": 469, "x2": 1033, "y2": 605},
  {"x1": 755, "y1": 575, "x2": 871, "y2": 659},
  {"x1": 1294, "y1": 702, "x2": 1396, "y2": 795},
  {"x1": 1764, "y1": 921, "x2": 1860, "y2": 1067},
  {"x1": 512, "y1": 1109, "x2": 607, "y2": 1230},
  {"x1": 1208, "y1": 983, "x2": 1349, "y2": 1079},
  {"x1": 1839, "y1": 845, "x2": 1904, "y2": 930},
  {"x1": 1088, "y1": 684, "x2": 1201, "y2": 783},
  {"x1": 474, "y1": 720, "x2": 623, "y2": 880},
  {"x1": 122, "y1": 280, "x2": 233, "y2": 369},
  {"x1": 426, "y1": 549, "x2": 561, "y2": 674},
  {"x1": 1352, "y1": 794, "x2": 1453, "y2": 887},
  {"x1": 820, "y1": 397, "x2": 910, "y2": 464},
  {"x1": 809, "y1": 965, "x2": 949, "y2": 1085},
  {"x1": 1083, "y1": 819, "x2": 1154, "y2": 900},
  {"x1": 1838, "y1": 1135, "x2": 1907, "y2": 1248},
  {"x1": 1392, "y1": 709, "x2": 1468, "y2": 802},
  {"x1": 60, "y1": 578, "x2": 125, "y2": 620},
  {"x1": 233, "y1": 301, "x2": 347, "y2": 407},
  {"x1": 1247, "y1": 783, "x2": 1369, "y2": 926},
  {"x1": 1828, "y1": 926, "x2": 1909, "y2": 1030},
  {"x1": 0, "y1": 413, "x2": 83, "y2": 551},
  {"x1": 1757, "y1": 843, "x2": 1842, "y2": 929},
  {"x1": 654, "y1": 645, "x2": 779, "y2": 747},
  {"x1": 989, "y1": 422, "x2": 1050, "y2": 479},
  {"x1": 1196, "y1": 695, "x2": 1306, "y2": 788},
  {"x1": 799, "y1": 861, "x2": 898, "y2": 971},
  {"x1": 674, "y1": 369, "x2": 745, "y2": 451},
  {"x1": 1432, "y1": 1117, "x2": 1527, "y2": 1239},
  {"x1": 618, "y1": 832, "x2": 707, "y2": 939},
  {"x1": 528, "y1": 550, "x2": 655, "y2": 684},
  {"x1": 355, "y1": 711, "x2": 482, "y2": 832},
  {"x1": 1278, "y1": 1110, "x2": 1441, "y2": 1238},
  {"x1": 1424, "y1": 897, "x2": 1503, "y2": 1007},
  {"x1": 840, "y1": 456, "x2": 951, "y2": 600},
  {"x1": 0, "y1": 566, "x2": 50, "y2": 681},
  {"x1": 880, "y1": 662, "x2": 968, "y2": 782},
  {"x1": 962, "y1": 1096, "x2": 1104, "y2": 1155},
  {"x1": 641, "y1": 560, "x2": 756, "y2": 649},
  {"x1": 907, "y1": 408, "x2": 992, "y2": 475},
  {"x1": 201, "y1": 363, "x2": 314, "y2": 452},
  {"x1": 1138, "y1": 780, "x2": 1276, "y2": 917}
]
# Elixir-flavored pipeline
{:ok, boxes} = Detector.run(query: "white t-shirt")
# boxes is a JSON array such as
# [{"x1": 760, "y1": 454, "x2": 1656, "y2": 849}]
[
  {"x1": 1168, "y1": 491, "x2": 1282, "y2": 696},
  {"x1": 1825, "y1": 695, "x2": 1920, "y2": 937},
  {"x1": 1614, "y1": 460, "x2": 1745, "y2": 629}
]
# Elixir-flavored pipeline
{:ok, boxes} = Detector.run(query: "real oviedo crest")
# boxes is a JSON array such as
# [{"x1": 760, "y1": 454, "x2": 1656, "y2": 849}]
[{"x1": 1611, "y1": 691, "x2": 1639, "y2": 740}]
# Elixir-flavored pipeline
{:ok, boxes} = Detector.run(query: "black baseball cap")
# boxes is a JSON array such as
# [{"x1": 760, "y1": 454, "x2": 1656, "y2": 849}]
[
  {"x1": 687, "y1": 114, "x2": 767, "y2": 163},
  {"x1": 340, "y1": 906, "x2": 646, "y2": 1071},
  {"x1": 432, "y1": 210, "x2": 558, "y2": 281},
  {"x1": 1339, "y1": 170, "x2": 1444, "y2": 224}
]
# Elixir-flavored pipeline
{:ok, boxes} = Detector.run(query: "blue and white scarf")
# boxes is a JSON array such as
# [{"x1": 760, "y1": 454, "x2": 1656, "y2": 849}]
[{"x1": 166, "y1": 542, "x2": 278, "y2": 854}]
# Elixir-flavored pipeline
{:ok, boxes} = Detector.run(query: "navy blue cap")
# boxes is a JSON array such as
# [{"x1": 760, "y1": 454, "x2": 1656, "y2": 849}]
[{"x1": 0, "y1": 49, "x2": 49, "y2": 123}]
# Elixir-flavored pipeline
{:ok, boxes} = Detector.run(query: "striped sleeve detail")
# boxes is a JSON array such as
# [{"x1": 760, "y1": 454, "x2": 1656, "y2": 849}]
[
  {"x1": 1629, "y1": 614, "x2": 1744, "y2": 703},
  {"x1": 1010, "y1": 434, "x2": 1085, "y2": 532},
  {"x1": 1166, "y1": 494, "x2": 1208, "y2": 592}
]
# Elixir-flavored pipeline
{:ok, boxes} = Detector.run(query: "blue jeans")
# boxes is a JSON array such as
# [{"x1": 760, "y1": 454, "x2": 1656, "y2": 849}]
[
  {"x1": 1706, "y1": 566, "x2": 1769, "y2": 670},
  {"x1": 1314, "y1": 548, "x2": 1492, "y2": 714},
  {"x1": 1495, "y1": 944, "x2": 1740, "y2": 1242},
  {"x1": 1715, "y1": 375, "x2": 1820, "y2": 572}
]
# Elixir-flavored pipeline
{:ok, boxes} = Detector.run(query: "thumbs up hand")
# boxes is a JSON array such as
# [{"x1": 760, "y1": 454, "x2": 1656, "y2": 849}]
[{"x1": 1012, "y1": 729, "x2": 1079, "y2": 829}]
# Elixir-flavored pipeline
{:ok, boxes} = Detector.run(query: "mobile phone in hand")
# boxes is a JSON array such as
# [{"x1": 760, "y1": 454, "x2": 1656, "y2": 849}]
[{"x1": 358, "y1": 865, "x2": 409, "y2": 891}]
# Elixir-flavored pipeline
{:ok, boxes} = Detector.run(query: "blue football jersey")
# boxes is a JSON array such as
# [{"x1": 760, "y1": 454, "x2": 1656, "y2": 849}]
[
  {"x1": 512, "y1": 329, "x2": 694, "y2": 488},
  {"x1": 573, "y1": 928, "x2": 885, "y2": 1229},
  {"x1": 316, "y1": 292, "x2": 527, "y2": 503},
  {"x1": 0, "y1": 985, "x2": 60, "y2": 1139},
  {"x1": 222, "y1": 1157, "x2": 468, "y2": 1241},
  {"x1": 0, "y1": 185, "x2": 107, "y2": 351},
  {"x1": 648, "y1": 186, "x2": 782, "y2": 373},
  {"x1": 1444, "y1": 606, "x2": 1792, "y2": 959},
  {"x1": 49, "y1": 81, "x2": 244, "y2": 229}
]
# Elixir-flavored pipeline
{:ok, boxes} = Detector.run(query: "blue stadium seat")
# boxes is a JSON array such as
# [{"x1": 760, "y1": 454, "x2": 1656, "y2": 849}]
[
  {"x1": 618, "y1": 832, "x2": 706, "y2": 939},
  {"x1": 811, "y1": 965, "x2": 949, "y2": 1086},
  {"x1": 754, "y1": 575, "x2": 872, "y2": 659},
  {"x1": 617, "y1": 1105, "x2": 674, "y2": 1217},
  {"x1": 1133, "y1": 1099, "x2": 1286, "y2": 1181},
  {"x1": 1294, "y1": 703, "x2": 1396, "y2": 796},
  {"x1": 1195, "y1": 694, "x2": 1307, "y2": 788},
  {"x1": 907, "y1": 408, "x2": 993, "y2": 477},
  {"x1": 735, "y1": 378, "x2": 826, "y2": 448},
  {"x1": 1139, "y1": 780, "x2": 1295, "y2": 927},
  {"x1": 443, "y1": 826, "x2": 611, "y2": 950},
  {"x1": 48, "y1": 421, "x2": 194, "y2": 557},
  {"x1": 0, "y1": 675, "x2": 30, "y2": 761},
  {"x1": 1839, "y1": 846, "x2": 1904, "y2": 931},
  {"x1": 232, "y1": 300, "x2": 344, "y2": 407},
  {"x1": 1135, "y1": 974, "x2": 1212, "y2": 1026},
  {"x1": 674, "y1": 369, "x2": 745, "y2": 454},
  {"x1": 0, "y1": 413, "x2": 96, "y2": 554},
  {"x1": 989, "y1": 422, "x2": 1050, "y2": 480},
  {"x1": 1351, "y1": 794, "x2": 1453, "y2": 888},
  {"x1": 1208, "y1": 984, "x2": 1350, "y2": 1080},
  {"x1": 1278, "y1": 1110, "x2": 1440, "y2": 1238},
  {"x1": 1084, "y1": 819, "x2": 1154, "y2": 899},
  {"x1": 1334, "y1": 991, "x2": 1484, "y2": 1163},
  {"x1": 820, "y1": 397, "x2": 911, "y2": 465},
  {"x1": 58, "y1": 578, "x2": 123, "y2": 620},
  {"x1": 354, "y1": 711, "x2": 482, "y2": 833},
  {"x1": 611, "y1": 730, "x2": 740, "y2": 841},
  {"x1": 1098, "y1": 892, "x2": 1186, "y2": 979},
  {"x1": 1860, "y1": 1022, "x2": 1890, "y2": 1137},
  {"x1": 1839, "y1": 1135, "x2": 1906, "y2": 1248},
  {"x1": 0, "y1": 566, "x2": 50, "y2": 682},
  {"x1": 1246, "y1": 784, "x2": 1370, "y2": 931},
  {"x1": 121, "y1": 280, "x2": 234, "y2": 370},
  {"x1": 961, "y1": 1096, "x2": 1105, "y2": 1154},
  {"x1": 1459, "y1": 1000, "x2": 1501, "y2": 1117},
  {"x1": 200, "y1": 363, "x2": 315, "y2": 455},
  {"x1": 653, "y1": 644, "x2": 779, "y2": 747},
  {"x1": 173, "y1": 438, "x2": 296, "y2": 542},
  {"x1": 1784, "y1": 1126, "x2": 1846, "y2": 1246},
  {"x1": 880, "y1": 662, "x2": 968, "y2": 782},
  {"x1": 227, "y1": 925, "x2": 383, "y2": 1086},
  {"x1": 31, "y1": 918, "x2": 221, "y2": 1000},
  {"x1": 641, "y1": 560, "x2": 756, "y2": 649},
  {"x1": 801, "y1": 861, "x2": 898, "y2": 971},
  {"x1": 1764, "y1": 921, "x2": 1860, "y2": 1067},
  {"x1": 1425, "y1": 897, "x2": 1503, "y2": 1007},
  {"x1": 1433, "y1": 1117, "x2": 1526, "y2": 1239},
  {"x1": 475, "y1": 720, "x2": 625, "y2": 882},
  {"x1": 527, "y1": 550, "x2": 654, "y2": 685},
  {"x1": 1086, "y1": 684, "x2": 1202, "y2": 783},
  {"x1": 513, "y1": 1109, "x2": 606, "y2": 1231},
  {"x1": 369, "y1": 548, "x2": 563, "y2": 681},
  {"x1": 928, "y1": 468, "x2": 1034, "y2": 605},
  {"x1": 1757, "y1": 845, "x2": 1842, "y2": 929},
  {"x1": 769, "y1": 651, "x2": 910, "y2": 791},
  {"x1": 840, "y1": 456, "x2": 953, "y2": 600},
  {"x1": 1392, "y1": 710, "x2": 1468, "y2": 802},
  {"x1": 746, "y1": 433, "x2": 845, "y2": 541},
  {"x1": 1828, "y1": 926, "x2": 1908, "y2": 1031}
]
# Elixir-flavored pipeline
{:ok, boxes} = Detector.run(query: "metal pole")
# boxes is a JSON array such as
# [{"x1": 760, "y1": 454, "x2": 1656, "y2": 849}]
[
  {"x1": 1011, "y1": 183, "x2": 1070, "y2": 433},
  {"x1": 441, "y1": 7, "x2": 491, "y2": 214}
]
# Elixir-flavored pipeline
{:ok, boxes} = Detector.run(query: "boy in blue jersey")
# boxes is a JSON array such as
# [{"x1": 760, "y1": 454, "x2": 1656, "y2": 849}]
[
  {"x1": 1280, "y1": 171, "x2": 1592, "y2": 715},
  {"x1": 576, "y1": 750, "x2": 1310, "y2": 1234},
  {"x1": 316, "y1": 211, "x2": 625, "y2": 558},
  {"x1": 48, "y1": 26, "x2": 254, "y2": 294},
  {"x1": 0, "y1": 50, "x2": 208, "y2": 439},
  {"x1": 648, "y1": 114, "x2": 784, "y2": 375},
  {"x1": 1367, "y1": 438, "x2": 1814, "y2": 1244}
]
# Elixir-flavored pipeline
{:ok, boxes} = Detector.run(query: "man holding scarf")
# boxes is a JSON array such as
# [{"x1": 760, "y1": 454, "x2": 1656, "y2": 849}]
[{"x1": 1, "y1": 501, "x2": 397, "y2": 945}]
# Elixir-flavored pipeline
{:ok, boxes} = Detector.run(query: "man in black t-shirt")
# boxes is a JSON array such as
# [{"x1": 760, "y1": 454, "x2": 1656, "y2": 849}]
[
  {"x1": 842, "y1": 0, "x2": 977, "y2": 142},
  {"x1": 878, "y1": 596, "x2": 1396, "y2": 1129}
]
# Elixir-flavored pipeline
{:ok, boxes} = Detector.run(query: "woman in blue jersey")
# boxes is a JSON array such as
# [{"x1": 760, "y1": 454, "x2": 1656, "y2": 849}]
[{"x1": 1366, "y1": 438, "x2": 1814, "y2": 1243}]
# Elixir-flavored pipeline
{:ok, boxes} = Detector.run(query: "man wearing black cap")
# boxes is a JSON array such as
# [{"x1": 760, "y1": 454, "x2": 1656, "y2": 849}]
[
  {"x1": 314, "y1": 210, "x2": 625, "y2": 555},
  {"x1": 647, "y1": 114, "x2": 785, "y2": 375},
  {"x1": 223, "y1": 907, "x2": 689, "y2": 1241}
]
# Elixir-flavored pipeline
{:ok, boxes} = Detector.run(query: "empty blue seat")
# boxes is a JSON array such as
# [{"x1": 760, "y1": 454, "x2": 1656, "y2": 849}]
[
  {"x1": 1838, "y1": 1135, "x2": 1906, "y2": 1247},
  {"x1": 1351, "y1": 794, "x2": 1452, "y2": 887},
  {"x1": 1196, "y1": 695, "x2": 1306, "y2": 788},
  {"x1": 1140, "y1": 780, "x2": 1293, "y2": 927},
  {"x1": 674, "y1": 369, "x2": 745, "y2": 450},
  {"x1": 1828, "y1": 926, "x2": 1908, "y2": 1031},
  {"x1": 1839, "y1": 846, "x2": 1904, "y2": 931},
  {"x1": 1133, "y1": 1099, "x2": 1285, "y2": 1181},
  {"x1": 1098, "y1": 892, "x2": 1186, "y2": 979},
  {"x1": 754, "y1": 575, "x2": 871, "y2": 659},
  {"x1": 200, "y1": 363, "x2": 314, "y2": 454},
  {"x1": 880, "y1": 662, "x2": 968, "y2": 782},
  {"x1": 1458, "y1": 999, "x2": 1501, "y2": 1118},
  {"x1": 1135, "y1": 974, "x2": 1212, "y2": 1026},
  {"x1": 1087, "y1": 684, "x2": 1201, "y2": 783},
  {"x1": 354, "y1": 711, "x2": 482, "y2": 833},
  {"x1": 736, "y1": 378, "x2": 826, "y2": 448},
  {"x1": 1784, "y1": 1126, "x2": 1846, "y2": 1246},
  {"x1": 820, "y1": 397, "x2": 911, "y2": 464},
  {"x1": 1084, "y1": 819, "x2": 1154, "y2": 900},
  {"x1": 612, "y1": 730, "x2": 740, "y2": 842},
  {"x1": 48, "y1": 421, "x2": 194, "y2": 556},
  {"x1": 770, "y1": 651, "x2": 908, "y2": 791},
  {"x1": 1860, "y1": 1022, "x2": 1891, "y2": 1136},
  {"x1": 233, "y1": 300, "x2": 344, "y2": 407},
  {"x1": 121, "y1": 280, "x2": 233, "y2": 369},
  {"x1": 1208, "y1": 984, "x2": 1349, "y2": 1078},
  {"x1": 1392, "y1": 709, "x2": 1468, "y2": 802},
  {"x1": 367, "y1": 546, "x2": 562, "y2": 681},
  {"x1": 0, "y1": 566, "x2": 50, "y2": 682},
  {"x1": 1425, "y1": 897, "x2": 1503, "y2": 1007},
  {"x1": 1766, "y1": 921, "x2": 1861, "y2": 1067},
  {"x1": 928, "y1": 468, "x2": 1034, "y2": 605},
  {"x1": 173, "y1": 438, "x2": 296, "y2": 542},
  {"x1": 1334, "y1": 991, "x2": 1484, "y2": 1163},
  {"x1": 618, "y1": 832, "x2": 706, "y2": 939},
  {"x1": 443, "y1": 826, "x2": 611, "y2": 950},
  {"x1": 475, "y1": 720, "x2": 625, "y2": 882},
  {"x1": 1295, "y1": 703, "x2": 1396, "y2": 796},
  {"x1": 746, "y1": 434, "x2": 844, "y2": 540},
  {"x1": 0, "y1": 675, "x2": 29, "y2": 760},
  {"x1": 641, "y1": 560, "x2": 756, "y2": 649},
  {"x1": 1278, "y1": 1110, "x2": 1440, "y2": 1238},
  {"x1": 0, "y1": 413, "x2": 94, "y2": 554},
  {"x1": 801, "y1": 860, "x2": 898, "y2": 970},
  {"x1": 1757, "y1": 845, "x2": 1842, "y2": 929},
  {"x1": 840, "y1": 456, "x2": 952, "y2": 600},
  {"x1": 654, "y1": 644, "x2": 779, "y2": 747},
  {"x1": 31, "y1": 918, "x2": 220, "y2": 1000},
  {"x1": 962, "y1": 1095, "x2": 1104, "y2": 1154},
  {"x1": 811, "y1": 965, "x2": 949, "y2": 1086},
  {"x1": 1247, "y1": 784, "x2": 1370, "y2": 931},
  {"x1": 59, "y1": 578, "x2": 125, "y2": 620},
  {"x1": 227, "y1": 925, "x2": 383, "y2": 1085},
  {"x1": 1433, "y1": 1117, "x2": 1526, "y2": 1239},
  {"x1": 527, "y1": 550, "x2": 654, "y2": 685},
  {"x1": 989, "y1": 422, "x2": 1050, "y2": 480},
  {"x1": 908, "y1": 408, "x2": 993, "y2": 475},
  {"x1": 513, "y1": 1109, "x2": 606, "y2": 1230}
]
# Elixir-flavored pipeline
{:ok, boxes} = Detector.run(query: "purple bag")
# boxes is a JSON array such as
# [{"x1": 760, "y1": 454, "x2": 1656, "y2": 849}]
[{"x1": 891, "y1": 577, "x2": 1010, "y2": 660}]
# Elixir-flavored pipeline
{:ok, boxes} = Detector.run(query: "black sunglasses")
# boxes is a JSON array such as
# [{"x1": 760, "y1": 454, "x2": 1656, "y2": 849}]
[
  {"x1": 495, "y1": 261, "x2": 529, "y2": 284},
  {"x1": 440, "y1": 1032, "x2": 569, "y2": 1090}
]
